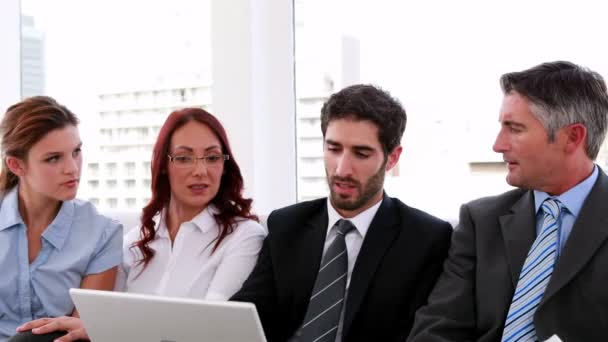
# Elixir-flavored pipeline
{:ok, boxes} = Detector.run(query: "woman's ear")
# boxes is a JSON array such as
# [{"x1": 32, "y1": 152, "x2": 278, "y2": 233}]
[{"x1": 5, "y1": 156, "x2": 25, "y2": 177}]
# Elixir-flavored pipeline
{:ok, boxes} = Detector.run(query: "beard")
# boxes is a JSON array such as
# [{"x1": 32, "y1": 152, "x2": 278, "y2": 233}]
[{"x1": 327, "y1": 165, "x2": 386, "y2": 212}]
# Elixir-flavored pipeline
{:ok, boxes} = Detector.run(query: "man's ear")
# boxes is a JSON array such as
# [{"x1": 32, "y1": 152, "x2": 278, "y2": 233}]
[
  {"x1": 385, "y1": 146, "x2": 403, "y2": 171},
  {"x1": 5, "y1": 156, "x2": 26, "y2": 177},
  {"x1": 561, "y1": 123, "x2": 587, "y2": 154}
]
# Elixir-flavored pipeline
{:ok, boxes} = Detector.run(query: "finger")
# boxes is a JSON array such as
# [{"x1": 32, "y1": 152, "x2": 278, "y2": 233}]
[
  {"x1": 54, "y1": 328, "x2": 88, "y2": 342},
  {"x1": 16, "y1": 318, "x2": 53, "y2": 332},
  {"x1": 32, "y1": 321, "x2": 62, "y2": 334}
]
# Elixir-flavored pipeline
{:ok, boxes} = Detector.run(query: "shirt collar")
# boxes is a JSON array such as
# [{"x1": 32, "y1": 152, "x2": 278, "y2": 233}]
[
  {"x1": 157, "y1": 204, "x2": 218, "y2": 238},
  {"x1": 326, "y1": 197, "x2": 383, "y2": 238},
  {"x1": 190, "y1": 205, "x2": 218, "y2": 233},
  {"x1": 42, "y1": 199, "x2": 75, "y2": 250},
  {"x1": 0, "y1": 185, "x2": 74, "y2": 250},
  {"x1": 534, "y1": 164, "x2": 599, "y2": 217},
  {"x1": 0, "y1": 186, "x2": 24, "y2": 231}
]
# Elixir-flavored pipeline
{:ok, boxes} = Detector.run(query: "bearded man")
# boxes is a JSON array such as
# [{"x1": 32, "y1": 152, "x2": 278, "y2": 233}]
[{"x1": 232, "y1": 84, "x2": 452, "y2": 342}]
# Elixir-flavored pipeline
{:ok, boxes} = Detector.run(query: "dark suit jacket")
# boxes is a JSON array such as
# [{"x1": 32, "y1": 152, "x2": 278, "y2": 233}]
[
  {"x1": 232, "y1": 195, "x2": 452, "y2": 342},
  {"x1": 408, "y1": 170, "x2": 608, "y2": 342}
]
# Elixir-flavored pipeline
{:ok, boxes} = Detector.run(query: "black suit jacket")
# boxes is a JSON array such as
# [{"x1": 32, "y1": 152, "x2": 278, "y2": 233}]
[
  {"x1": 232, "y1": 195, "x2": 452, "y2": 342},
  {"x1": 408, "y1": 170, "x2": 608, "y2": 342}
]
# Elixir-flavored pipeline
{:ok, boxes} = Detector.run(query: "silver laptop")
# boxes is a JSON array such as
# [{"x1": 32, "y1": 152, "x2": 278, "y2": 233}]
[{"x1": 70, "y1": 288, "x2": 267, "y2": 342}]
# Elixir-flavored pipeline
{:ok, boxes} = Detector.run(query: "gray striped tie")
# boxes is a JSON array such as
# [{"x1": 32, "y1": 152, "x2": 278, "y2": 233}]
[{"x1": 298, "y1": 219, "x2": 355, "y2": 342}]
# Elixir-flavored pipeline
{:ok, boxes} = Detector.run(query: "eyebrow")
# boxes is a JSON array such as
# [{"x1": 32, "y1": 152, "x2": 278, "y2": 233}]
[
  {"x1": 325, "y1": 139, "x2": 376, "y2": 152},
  {"x1": 353, "y1": 145, "x2": 375, "y2": 152},
  {"x1": 172, "y1": 145, "x2": 222, "y2": 152},
  {"x1": 41, "y1": 142, "x2": 83, "y2": 157}
]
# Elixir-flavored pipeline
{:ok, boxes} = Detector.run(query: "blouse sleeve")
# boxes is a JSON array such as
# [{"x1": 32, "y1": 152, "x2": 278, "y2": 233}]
[
  {"x1": 204, "y1": 220, "x2": 267, "y2": 301},
  {"x1": 85, "y1": 218, "x2": 124, "y2": 275}
]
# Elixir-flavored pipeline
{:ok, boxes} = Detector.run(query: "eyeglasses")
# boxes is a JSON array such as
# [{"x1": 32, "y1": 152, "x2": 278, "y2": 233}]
[{"x1": 167, "y1": 153, "x2": 229, "y2": 168}]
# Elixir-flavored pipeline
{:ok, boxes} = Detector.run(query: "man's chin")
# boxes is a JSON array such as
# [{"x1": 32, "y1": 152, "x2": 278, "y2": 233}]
[
  {"x1": 505, "y1": 174, "x2": 524, "y2": 188},
  {"x1": 330, "y1": 194, "x2": 361, "y2": 211}
]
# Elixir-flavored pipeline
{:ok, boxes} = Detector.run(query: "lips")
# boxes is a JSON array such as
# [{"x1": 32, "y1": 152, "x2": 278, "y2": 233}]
[
  {"x1": 188, "y1": 183, "x2": 209, "y2": 195},
  {"x1": 62, "y1": 179, "x2": 79, "y2": 187},
  {"x1": 503, "y1": 159, "x2": 519, "y2": 171},
  {"x1": 188, "y1": 184, "x2": 209, "y2": 189},
  {"x1": 334, "y1": 181, "x2": 356, "y2": 189},
  {"x1": 331, "y1": 178, "x2": 359, "y2": 197}
]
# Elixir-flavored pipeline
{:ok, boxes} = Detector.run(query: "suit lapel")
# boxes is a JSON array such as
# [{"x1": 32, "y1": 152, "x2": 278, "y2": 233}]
[
  {"x1": 343, "y1": 196, "x2": 400, "y2": 335},
  {"x1": 499, "y1": 191, "x2": 536, "y2": 288},
  {"x1": 541, "y1": 170, "x2": 608, "y2": 305},
  {"x1": 290, "y1": 203, "x2": 328, "y2": 317}
]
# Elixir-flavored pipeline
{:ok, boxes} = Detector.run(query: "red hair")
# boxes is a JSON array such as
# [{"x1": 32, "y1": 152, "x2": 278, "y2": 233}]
[{"x1": 134, "y1": 108, "x2": 257, "y2": 268}]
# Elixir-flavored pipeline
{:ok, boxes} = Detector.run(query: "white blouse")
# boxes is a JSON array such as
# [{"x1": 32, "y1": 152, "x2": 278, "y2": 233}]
[{"x1": 114, "y1": 205, "x2": 266, "y2": 300}]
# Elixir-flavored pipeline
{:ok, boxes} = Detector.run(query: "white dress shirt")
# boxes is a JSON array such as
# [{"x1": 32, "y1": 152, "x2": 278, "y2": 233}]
[
  {"x1": 324, "y1": 197, "x2": 382, "y2": 342},
  {"x1": 115, "y1": 205, "x2": 266, "y2": 300}
]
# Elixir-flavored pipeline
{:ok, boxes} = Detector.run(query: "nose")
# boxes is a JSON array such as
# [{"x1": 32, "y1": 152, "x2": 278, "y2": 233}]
[
  {"x1": 493, "y1": 128, "x2": 508, "y2": 153},
  {"x1": 191, "y1": 158, "x2": 209, "y2": 177},
  {"x1": 335, "y1": 153, "x2": 354, "y2": 177},
  {"x1": 64, "y1": 155, "x2": 79, "y2": 175}
]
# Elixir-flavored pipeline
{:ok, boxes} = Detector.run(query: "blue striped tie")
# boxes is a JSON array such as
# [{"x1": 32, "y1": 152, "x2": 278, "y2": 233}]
[{"x1": 502, "y1": 198, "x2": 562, "y2": 342}]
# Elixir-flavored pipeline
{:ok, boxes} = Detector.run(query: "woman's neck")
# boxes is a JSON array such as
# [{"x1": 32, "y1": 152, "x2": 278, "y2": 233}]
[
  {"x1": 166, "y1": 200, "x2": 207, "y2": 242},
  {"x1": 18, "y1": 184, "x2": 61, "y2": 233}
]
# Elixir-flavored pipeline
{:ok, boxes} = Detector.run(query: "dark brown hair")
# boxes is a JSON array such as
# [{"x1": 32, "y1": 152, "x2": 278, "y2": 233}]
[
  {"x1": 0, "y1": 96, "x2": 79, "y2": 192},
  {"x1": 320, "y1": 84, "x2": 407, "y2": 155}
]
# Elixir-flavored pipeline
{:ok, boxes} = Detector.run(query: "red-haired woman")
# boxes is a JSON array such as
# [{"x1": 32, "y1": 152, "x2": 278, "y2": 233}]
[{"x1": 14, "y1": 108, "x2": 266, "y2": 342}]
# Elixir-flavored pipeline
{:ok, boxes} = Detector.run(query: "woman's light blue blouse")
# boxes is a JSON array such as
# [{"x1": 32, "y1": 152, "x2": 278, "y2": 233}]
[{"x1": 0, "y1": 187, "x2": 123, "y2": 340}]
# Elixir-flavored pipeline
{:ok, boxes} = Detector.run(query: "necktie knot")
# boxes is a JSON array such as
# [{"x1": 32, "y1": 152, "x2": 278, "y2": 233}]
[
  {"x1": 542, "y1": 198, "x2": 563, "y2": 220},
  {"x1": 336, "y1": 219, "x2": 355, "y2": 236}
]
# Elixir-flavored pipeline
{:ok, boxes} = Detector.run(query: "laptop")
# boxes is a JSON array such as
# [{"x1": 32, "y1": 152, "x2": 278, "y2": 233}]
[{"x1": 70, "y1": 288, "x2": 267, "y2": 342}]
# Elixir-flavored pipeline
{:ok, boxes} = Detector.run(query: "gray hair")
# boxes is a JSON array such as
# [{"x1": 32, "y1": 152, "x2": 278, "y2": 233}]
[{"x1": 500, "y1": 61, "x2": 608, "y2": 159}]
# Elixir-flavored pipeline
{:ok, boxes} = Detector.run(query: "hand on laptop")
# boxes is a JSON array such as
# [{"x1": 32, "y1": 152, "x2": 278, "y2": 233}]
[{"x1": 16, "y1": 316, "x2": 89, "y2": 342}]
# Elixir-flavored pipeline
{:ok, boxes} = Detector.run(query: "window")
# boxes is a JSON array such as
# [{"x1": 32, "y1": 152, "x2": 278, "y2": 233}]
[
  {"x1": 104, "y1": 163, "x2": 117, "y2": 177},
  {"x1": 100, "y1": 128, "x2": 113, "y2": 142},
  {"x1": 87, "y1": 163, "x2": 99, "y2": 177},
  {"x1": 126, "y1": 198, "x2": 136, "y2": 208},
  {"x1": 125, "y1": 162, "x2": 136, "y2": 176},
  {"x1": 293, "y1": 0, "x2": 608, "y2": 220},
  {"x1": 20, "y1": 0, "x2": 213, "y2": 210},
  {"x1": 106, "y1": 198, "x2": 118, "y2": 209},
  {"x1": 21, "y1": 15, "x2": 44, "y2": 98},
  {"x1": 15, "y1": 0, "x2": 608, "y2": 221},
  {"x1": 136, "y1": 127, "x2": 149, "y2": 139},
  {"x1": 106, "y1": 180, "x2": 117, "y2": 189},
  {"x1": 14, "y1": 1, "x2": 297, "y2": 215}
]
